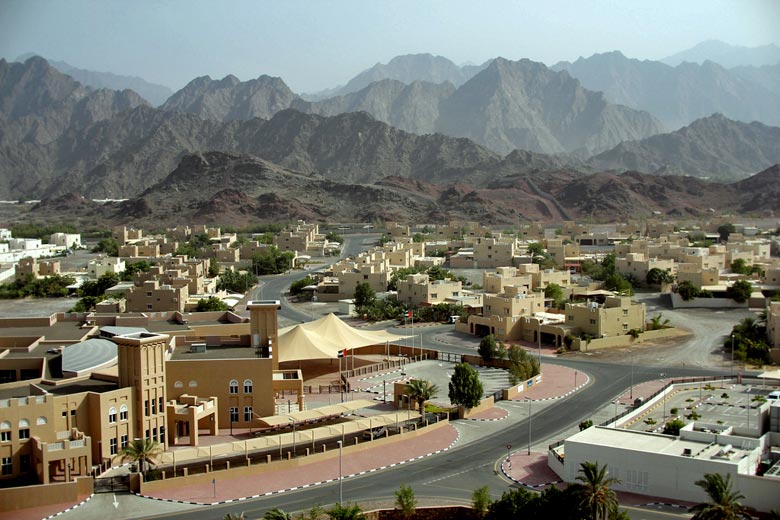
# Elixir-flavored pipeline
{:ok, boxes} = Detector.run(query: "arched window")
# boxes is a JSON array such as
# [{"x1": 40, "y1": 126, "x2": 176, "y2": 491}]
[
  {"x1": 188, "y1": 380, "x2": 198, "y2": 388},
  {"x1": 229, "y1": 379, "x2": 239, "y2": 395},
  {"x1": 108, "y1": 407, "x2": 117, "y2": 423},
  {"x1": 18, "y1": 419, "x2": 29, "y2": 428},
  {"x1": 36, "y1": 417, "x2": 47, "y2": 425},
  {"x1": 174, "y1": 380, "x2": 183, "y2": 388},
  {"x1": 0, "y1": 421, "x2": 9, "y2": 442},
  {"x1": 0, "y1": 421, "x2": 10, "y2": 430},
  {"x1": 243, "y1": 379, "x2": 253, "y2": 394},
  {"x1": 119, "y1": 404, "x2": 128, "y2": 421}
]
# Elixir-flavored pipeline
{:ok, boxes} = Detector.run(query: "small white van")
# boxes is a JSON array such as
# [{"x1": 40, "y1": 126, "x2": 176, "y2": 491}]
[{"x1": 768, "y1": 391, "x2": 780, "y2": 401}]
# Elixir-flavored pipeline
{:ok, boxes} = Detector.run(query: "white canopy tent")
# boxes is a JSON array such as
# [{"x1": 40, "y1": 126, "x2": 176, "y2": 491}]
[
  {"x1": 757, "y1": 369, "x2": 780, "y2": 380},
  {"x1": 277, "y1": 313, "x2": 412, "y2": 362}
]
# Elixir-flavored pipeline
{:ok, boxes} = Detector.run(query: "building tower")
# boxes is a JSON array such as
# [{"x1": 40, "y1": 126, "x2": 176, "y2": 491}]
[
  {"x1": 247, "y1": 300, "x2": 281, "y2": 370},
  {"x1": 113, "y1": 332, "x2": 169, "y2": 448}
]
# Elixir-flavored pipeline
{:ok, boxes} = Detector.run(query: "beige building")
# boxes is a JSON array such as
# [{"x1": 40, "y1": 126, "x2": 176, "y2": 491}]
[
  {"x1": 677, "y1": 264, "x2": 720, "y2": 290},
  {"x1": 14, "y1": 257, "x2": 60, "y2": 281},
  {"x1": 615, "y1": 253, "x2": 675, "y2": 282},
  {"x1": 87, "y1": 256, "x2": 126, "y2": 279},
  {"x1": 483, "y1": 267, "x2": 532, "y2": 294},
  {"x1": 561, "y1": 296, "x2": 646, "y2": 339},
  {"x1": 473, "y1": 238, "x2": 517, "y2": 268},
  {"x1": 126, "y1": 280, "x2": 188, "y2": 313},
  {"x1": 464, "y1": 286, "x2": 545, "y2": 340},
  {"x1": 396, "y1": 274, "x2": 462, "y2": 306}
]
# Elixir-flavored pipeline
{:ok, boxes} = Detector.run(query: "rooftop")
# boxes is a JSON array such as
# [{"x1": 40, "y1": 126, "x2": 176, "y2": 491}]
[
  {"x1": 38, "y1": 378, "x2": 119, "y2": 396},
  {"x1": 170, "y1": 343, "x2": 265, "y2": 361}
]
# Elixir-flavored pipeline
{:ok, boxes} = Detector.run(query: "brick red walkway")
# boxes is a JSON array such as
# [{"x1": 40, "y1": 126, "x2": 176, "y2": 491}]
[
  {"x1": 143, "y1": 424, "x2": 458, "y2": 504},
  {"x1": 510, "y1": 364, "x2": 588, "y2": 401},
  {"x1": 467, "y1": 407, "x2": 509, "y2": 420}
]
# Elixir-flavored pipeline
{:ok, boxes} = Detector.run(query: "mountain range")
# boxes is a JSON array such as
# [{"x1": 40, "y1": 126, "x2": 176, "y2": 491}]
[
  {"x1": 552, "y1": 51, "x2": 780, "y2": 129},
  {"x1": 14, "y1": 53, "x2": 173, "y2": 106},
  {"x1": 1, "y1": 53, "x2": 779, "y2": 226},
  {"x1": 661, "y1": 39, "x2": 780, "y2": 68}
]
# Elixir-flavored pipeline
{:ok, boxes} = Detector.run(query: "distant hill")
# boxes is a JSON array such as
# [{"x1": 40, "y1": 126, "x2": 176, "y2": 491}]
[
  {"x1": 588, "y1": 114, "x2": 780, "y2": 181},
  {"x1": 160, "y1": 74, "x2": 298, "y2": 122},
  {"x1": 323, "y1": 53, "x2": 489, "y2": 97},
  {"x1": 163, "y1": 56, "x2": 663, "y2": 156},
  {"x1": 661, "y1": 40, "x2": 780, "y2": 68},
  {"x1": 14, "y1": 53, "x2": 173, "y2": 106},
  {"x1": 552, "y1": 51, "x2": 780, "y2": 128}
]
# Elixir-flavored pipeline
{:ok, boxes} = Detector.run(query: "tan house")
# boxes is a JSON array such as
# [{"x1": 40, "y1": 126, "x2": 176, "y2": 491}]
[
  {"x1": 396, "y1": 274, "x2": 462, "y2": 306},
  {"x1": 14, "y1": 257, "x2": 60, "y2": 281},
  {"x1": 126, "y1": 280, "x2": 188, "y2": 313},
  {"x1": 615, "y1": 253, "x2": 675, "y2": 282},
  {"x1": 560, "y1": 296, "x2": 646, "y2": 339}
]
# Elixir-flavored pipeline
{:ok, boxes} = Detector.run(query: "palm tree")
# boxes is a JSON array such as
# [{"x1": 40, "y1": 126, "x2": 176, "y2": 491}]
[
  {"x1": 689, "y1": 473, "x2": 751, "y2": 520},
  {"x1": 406, "y1": 379, "x2": 439, "y2": 418},
  {"x1": 119, "y1": 438, "x2": 162, "y2": 480},
  {"x1": 571, "y1": 461, "x2": 621, "y2": 520},
  {"x1": 223, "y1": 514, "x2": 245, "y2": 520},
  {"x1": 263, "y1": 508, "x2": 292, "y2": 520}
]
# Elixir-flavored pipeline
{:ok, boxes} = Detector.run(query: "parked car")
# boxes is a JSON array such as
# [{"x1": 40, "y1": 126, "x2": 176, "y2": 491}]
[
  {"x1": 768, "y1": 391, "x2": 780, "y2": 401},
  {"x1": 362, "y1": 427, "x2": 387, "y2": 440}
]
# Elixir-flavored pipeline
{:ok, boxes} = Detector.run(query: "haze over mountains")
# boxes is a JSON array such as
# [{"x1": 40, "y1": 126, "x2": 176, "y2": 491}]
[{"x1": 1, "y1": 39, "x2": 779, "y2": 225}]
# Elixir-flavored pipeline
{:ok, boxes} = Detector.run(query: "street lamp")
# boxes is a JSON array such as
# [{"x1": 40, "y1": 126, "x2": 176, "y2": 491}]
[
  {"x1": 660, "y1": 373, "x2": 666, "y2": 419},
  {"x1": 537, "y1": 318, "x2": 542, "y2": 367},
  {"x1": 337, "y1": 440, "x2": 343, "y2": 504},
  {"x1": 613, "y1": 400, "x2": 618, "y2": 427},
  {"x1": 288, "y1": 417, "x2": 296, "y2": 458},
  {"x1": 731, "y1": 334, "x2": 735, "y2": 377},
  {"x1": 526, "y1": 398, "x2": 532, "y2": 455}
]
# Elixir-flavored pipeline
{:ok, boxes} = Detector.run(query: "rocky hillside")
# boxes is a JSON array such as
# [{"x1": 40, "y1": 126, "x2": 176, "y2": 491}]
[
  {"x1": 589, "y1": 114, "x2": 780, "y2": 180},
  {"x1": 22, "y1": 153, "x2": 780, "y2": 228},
  {"x1": 553, "y1": 51, "x2": 780, "y2": 128},
  {"x1": 160, "y1": 56, "x2": 663, "y2": 156},
  {"x1": 15, "y1": 53, "x2": 173, "y2": 106},
  {"x1": 160, "y1": 74, "x2": 298, "y2": 121}
]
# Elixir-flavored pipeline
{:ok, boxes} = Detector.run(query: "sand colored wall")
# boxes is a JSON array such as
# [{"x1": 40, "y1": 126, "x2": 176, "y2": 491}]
[{"x1": 0, "y1": 476, "x2": 92, "y2": 512}]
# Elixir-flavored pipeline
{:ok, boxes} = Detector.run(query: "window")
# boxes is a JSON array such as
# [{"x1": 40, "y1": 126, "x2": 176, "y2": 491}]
[
  {"x1": 146, "y1": 304, "x2": 153, "y2": 310},
  {"x1": 70, "y1": 409, "x2": 76, "y2": 416},
  {"x1": 146, "y1": 292, "x2": 152, "y2": 297},
  {"x1": 243, "y1": 379, "x2": 253, "y2": 394},
  {"x1": 110, "y1": 438, "x2": 117, "y2": 455},
  {"x1": 144, "y1": 401, "x2": 149, "y2": 416},
  {"x1": 36, "y1": 417, "x2": 47, "y2": 425},
  {"x1": 120, "y1": 404, "x2": 128, "y2": 421},
  {"x1": 174, "y1": 381, "x2": 183, "y2": 388},
  {"x1": 229, "y1": 380, "x2": 239, "y2": 394},
  {"x1": 568, "y1": 315, "x2": 574, "y2": 321},
  {"x1": 62, "y1": 411, "x2": 67, "y2": 417},
  {"x1": 19, "y1": 429, "x2": 29, "y2": 440},
  {"x1": 0, "y1": 432, "x2": 9, "y2": 442},
  {"x1": 623, "y1": 323, "x2": 629, "y2": 331},
  {"x1": 1, "y1": 457, "x2": 11, "y2": 475},
  {"x1": 121, "y1": 434, "x2": 128, "y2": 448},
  {"x1": 243, "y1": 406, "x2": 253, "y2": 422},
  {"x1": 108, "y1": 407, "x2": 117, "y2": 423},
  {"x1": 152, "y1": 427, "x2": 157, "y2": 441},
  {"x1": 229, "y1": 407, "x2": 239, "y2": 423},
  {"x1": 623, "y1": 309, "x2": 629, "y2": 316},
  {"x1": 188, "y1": 380, "x2": 197, "y2": 388},
  {"x1": 159, "y1": 426, "x2": 165, "y2": 442},
  {"x1": 589, "y1": 319, "x2": 596, "y2": 325},
  {"x1": 158, "y1": 397, "x2": 163, "y2": 413},
  {"x1": 151, "y1": 399, "x2": 156, "y2": 415}
]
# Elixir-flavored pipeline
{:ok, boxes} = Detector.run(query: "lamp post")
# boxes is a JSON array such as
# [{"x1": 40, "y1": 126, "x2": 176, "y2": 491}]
[
  {"x1": 628, "y1": 350, "x2": 634, "y2": 400},
  {"x1": 537, "y1": 318, "x2": 542, "y2": 367},
  {"x1": 506, "y1": 444, "x2": 512, "y2": 471},
  {"x1": 660, "y1": 373, "x2": 666, "y2": 419},
  {"x1": 613, "y1": 400, "x2": 618, "y2": 427},
  {"x1": 288, "y1": 417, "x2": 296, "y2": 458},
  {"x1": 337, "y1": 440, "x2": 343, "y2": 504},
  {"x1": 526, "y1": 398, "x2": 532, "y2": 455},
  {"x1": 731, "y1": 334, "x2": 735, "y2": 377},
  {"x1": 383, "y1": 379, "x2": 387, "y2": 404}
]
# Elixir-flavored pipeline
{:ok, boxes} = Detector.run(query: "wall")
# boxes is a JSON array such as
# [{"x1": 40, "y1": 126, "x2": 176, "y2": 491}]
[
  {"x1": 459, "y1": 396, "x2": 494, "y2": 419},
  {"x1": 141, "y1": 420, "x2": 449, "y2": 494},
  {"x1": 0, "y1": 476, "x2": 92, "y2": 512},
  {"x1": 571, "y1": 327, "x2": 682, "y2": 351},
  {"x1": 670, "y1": 293, "x2": 748, "y2": 309}
]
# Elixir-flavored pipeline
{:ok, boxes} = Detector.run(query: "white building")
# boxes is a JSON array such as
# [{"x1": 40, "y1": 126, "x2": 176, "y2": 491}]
[
  {"x1": 49, "y1": 233, "x2": 82, "y2": 249},
  {"x1": 9, "y1": 238, "x2": 42, "y2": 250}
]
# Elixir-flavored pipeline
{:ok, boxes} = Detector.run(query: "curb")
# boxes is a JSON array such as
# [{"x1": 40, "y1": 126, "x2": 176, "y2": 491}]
[
  {"x1": 641, "y1": 501, "x2": 688, "y2": 510},
  {"x1": 133, "y1": 428, "x2": 461, "y2": 506},
  {"x1": 42, "y1": 494, "x2": 94, "y2": 519},
  {"x1": 500, "y1": 458, "x2": 562, "y2": 490}
]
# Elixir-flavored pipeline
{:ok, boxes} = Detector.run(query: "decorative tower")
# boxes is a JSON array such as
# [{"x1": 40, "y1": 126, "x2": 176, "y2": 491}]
[
  {"x1": 247, "y1": 300, "x2": 281, "y2": 370},
  {"x1": 113, "y1": 332, "x2": 169, "y2": 448}
]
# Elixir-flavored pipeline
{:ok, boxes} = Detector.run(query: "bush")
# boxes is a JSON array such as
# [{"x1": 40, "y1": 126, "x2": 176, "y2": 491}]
[
  {"x1": 394, "y1": 484, "x2": 416, "y2": 519},
  {"x1": 670, "y1": 407, "x2": 679, "y2": 416},
  {"x1": 726, "y1": 280, "x2": 752, "y2": 303},
  {"x1": 472, "y1": 486, "x2": 491, "y2": 518},
  {"x1": 663, "y1": 418, "x2": 685, "y2": 436},
  {"x1": 195, "y1": 296, "x2": 228, "y2": 312},
  {"x1": 579, "y1": 420, "x2": 593, "y2": 431}
]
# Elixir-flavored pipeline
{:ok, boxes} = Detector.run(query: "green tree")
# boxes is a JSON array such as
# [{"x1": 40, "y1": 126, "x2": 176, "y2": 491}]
[
  {"x1": 93, "y1": 237, "x2": 119, "y2": 256},
  {"x1": 648, "y1": 313, "x2": 671, "y2": 331},
  {"x1": 208, "y1": 257, "x2": 220, "y2": 277},
  {"x1": 412, "y1": 233, "x2": 424, "y2": 243},
  {"x1": 730, "y1": 258, "x2": 749, "y2": 275},
  {"x1": 448, "y1": 362, "x2": 484, "y2": 409},
  {"x1": 252, "y1": 247, "x2": 294, "y2": 275},
  {"x1": 572, "y1": 462, "x2": 621, "y2": 520},
  {"x1": 326, "y1": 503, "x2": 364, "y2": 520},
  {"x1": 290, "y1": 276, "x2": 315, "y2": 296},
  {"x1": 544, "y1": 282, "x2": 565, "y2": 307},
  {"x1": 646, "y1": 267, "x2": 674, "y2": 286},
  {"x1": 662, "y1": 418, "x2": 685, "y2": 436},
  {"x1": 579, "y1": 419, "x2": 594, "y2": 431},
  {"x1": 122, "y1": 260, "x2": 151, "y2": 281},
  {"x1": 689, "y1": 473, "x2": 751, "y2": 520},
  {"x1": 718, "y1": 223, "x2": 736, "y2": 242},
  {"x1": 603, "y1": 273, "x2": 633, "y2": 295},
  {"x1": 119, "y1": 438, "x2": 162, "y2": 481},
  {"x1": 325, "y1": 231, "x2": 344, "y2": 244},
  {"x1": 217, "y1": 270, "x2": 258, "y2": 293},
  {"x1": 676, "y1": 280, "x2": 700, "y2": 301},
  {"x1": 195, "y1": 296, "x2": 228, "y2": 312},
  {"x1": 478, "y1": 334, "x2": 500, "y2": 361},
  {"x1": 394, "y1": 483, "x2": 417, "y2": 519},
  {"x1": 506, "y1": 345, "x2": 539, "y2": 385},
  {"x1": 472, "y1": 486, "x2": 491, "y2": 518},
  {"x1": 405, "y1": 379, "x2": 439, "y2": 418},
  {"x1": 298, "y1": 505, "x2": 326, "y2": 520},
  {"x1": 527, "y1": 242, "x2": 546, "y2": 257},
  {"x1": 726, "y1": 280, "x2": 752, "y2": 303},
  {"x1": 223, "y1": 513, "x2": 246, "y2": 520},
  {"x1": 354, "y1": 282, "x2": 376, "y2": 308}
]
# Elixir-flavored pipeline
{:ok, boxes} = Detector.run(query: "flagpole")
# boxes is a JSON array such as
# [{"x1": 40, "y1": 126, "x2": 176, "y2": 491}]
[{"x1": 339, "y1": 354, "x2": 343, "y2": 403}]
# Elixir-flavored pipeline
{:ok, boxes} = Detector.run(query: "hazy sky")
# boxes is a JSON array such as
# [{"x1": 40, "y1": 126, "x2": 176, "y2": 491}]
[{"x1": 1, "y1": 0, "x2": 778, "y2": 93}]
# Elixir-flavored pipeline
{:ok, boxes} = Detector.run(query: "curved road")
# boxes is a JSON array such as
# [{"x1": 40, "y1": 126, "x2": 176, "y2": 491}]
[{"x1": 150, "y1": 239, "x2": 738, "y2": 518}]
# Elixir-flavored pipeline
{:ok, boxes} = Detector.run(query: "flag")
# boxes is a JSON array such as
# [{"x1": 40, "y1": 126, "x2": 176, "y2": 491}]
[
  {"x1": 406, "y1": 310, "x2": 413, "y2": 318},
  {"x1": 338, "y1": 349, "x2": 347, "y2": 358}
]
